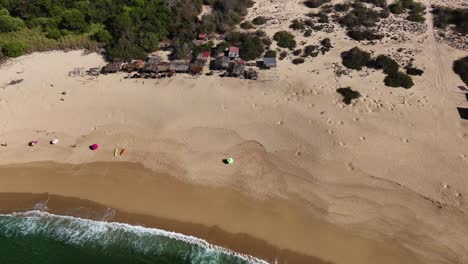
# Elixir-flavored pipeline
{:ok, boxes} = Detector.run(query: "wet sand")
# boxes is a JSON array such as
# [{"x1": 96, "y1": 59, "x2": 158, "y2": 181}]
[{"x1": 0, "y1": 162, "x2": 422, "y2": 264}]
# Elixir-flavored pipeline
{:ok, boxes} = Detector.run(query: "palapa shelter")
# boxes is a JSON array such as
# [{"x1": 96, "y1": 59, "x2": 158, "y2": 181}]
[
  {"x1": 169, "y1": 60, "x2": 190, "y2": 73},
  {"x1": 101, "y1": 62, "x2": 123, "y2": 73}
]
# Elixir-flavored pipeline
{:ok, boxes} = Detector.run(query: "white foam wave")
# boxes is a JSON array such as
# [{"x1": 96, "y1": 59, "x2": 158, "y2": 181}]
[{"x1": 0, "y1": 210, "x2": 269, "y2": 264}]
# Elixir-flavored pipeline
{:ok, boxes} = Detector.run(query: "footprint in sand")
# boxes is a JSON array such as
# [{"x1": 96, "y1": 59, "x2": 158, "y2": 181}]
[
  {"x1": 403, "y1": 138, "x2": 409, "y2": 143},
  {"x1": 360, "y1": 136, "x2": 366, "y2": 141},
  {"x1": 347, "y1": 162, "x2": 355, "y2": 171},
  {"x1": 328, "y1": 130, "x2": 334, "y2": 134}
]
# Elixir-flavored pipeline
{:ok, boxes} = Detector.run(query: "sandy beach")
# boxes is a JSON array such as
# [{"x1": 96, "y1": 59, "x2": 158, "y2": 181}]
[{"x1": 0, "y1": 0, "x2": 467, "y2": 262}]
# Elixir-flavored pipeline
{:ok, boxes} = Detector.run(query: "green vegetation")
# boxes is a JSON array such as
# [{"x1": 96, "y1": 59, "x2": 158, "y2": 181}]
[
  {"x1": 384, "y1": 71, "x2": 414, "y2": 88},
  {"x1": 273, "y1": 31, "x2": 296, "y2": 49},
  {"x1": 304, "y1": 0, "x2": 331, "y2": 8},
  {"x1": 265, "y1": 50, "x2": 277, "y2": 57},
  {"x1": 252, "y1": 16, "x2": 267, "y2": 25},
  {"x1": 347, "y1": 30, "x2": 382, "y2": 41},
  {"x1": 1, "y1": 41, "x2": 27, "y2": 57},
  {"x1": 338, "y1": 3, "x2": 382, "y2": 29},
  {"x1": 292, "y1": 57, "x2": 305, "y2": 64},
  {"x1": 0, "y1": 12, "x2": 25, "y2": 33},
  {"x1": 239, "y1": 35, "x2": 264, "y2": 60},
  {"x1": 453, "y1": 56, "x2": 468, "y2": 85},
  {"x1": 432, "y1": 7, "x2": 468, "y2": 35},
  {"x1": 240, "y1": 21, "x2": 254, "y2": 30},
  {"x1": 389, "y1": 0, "x2": 426, "y2": 23},
  {"x1": 0, "y1": 0, "x2": 255, "y2": 60},
  {"x1": 341, "y1": 47, "x2": 371, "y2": 70},
  {"x1": 357, "y1": 0, "x2": 387, "y2": 8},
  {"x1": 289, "y1": 19, "x2": 305, "y2": 31},
  {"x1": 406, "y1": 67, "x2": 424, "y2": 76},
  {"x1": 368, "y1": 55, "x2": 399, "y2": 74},
  {"x1": 336, "y1": 87, "x2": 361, "y2": 105}
]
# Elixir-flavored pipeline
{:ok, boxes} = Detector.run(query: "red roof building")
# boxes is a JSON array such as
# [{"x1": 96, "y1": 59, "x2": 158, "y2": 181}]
[
  {"x1": 228, "y1": 47, "x2": 240, "y2": 58},
  {"x1": 198, "y1": 34, "x2": 207, "y2": 40}
]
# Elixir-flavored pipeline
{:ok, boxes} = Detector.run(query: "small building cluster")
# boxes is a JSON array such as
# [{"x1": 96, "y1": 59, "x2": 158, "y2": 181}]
[{"x1": 95, "y1": 37, "x2": 277, "y2": 81}]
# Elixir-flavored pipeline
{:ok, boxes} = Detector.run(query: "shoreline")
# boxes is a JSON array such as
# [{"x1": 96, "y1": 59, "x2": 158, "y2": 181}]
[{"x1": 0, "y1": 161, "x2": 422, "y2": 264}]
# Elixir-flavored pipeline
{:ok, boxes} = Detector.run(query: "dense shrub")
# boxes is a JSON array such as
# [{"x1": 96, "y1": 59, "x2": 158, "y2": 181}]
[
  {"x1": 407, "y1": 12, "x2": 425, "y2": 22},
  {"x1": 292, "y1": 58, "x2": 305, "y2": 64},
  {"x1": 240, "y1": 21, "x2": 254, "y2": 29},
  {"x1": 406, "y1": 67, "x2": 424, "y2": 76},
  {"x1": 336, "y1": 87, "x2": 361, "y2": 104},
  {"x1": 252, "y1": 16, "x2": 267, "y2": 25},
  {"x1": 334, "y1": 3, "x2": 351, "y2": 12},
  {"x1": 384, "y1": 71, "x2": 414, "y2": 88},
  {"x1": 338, "y1": 4, "x2": 382, "y2": 29},
  {"x1": 2, "y1": 41, "x2": 27, "y2": 57},
  {"x1": 303, "y1": 45, "x2": 317, "y2": 57},
  {"x1": 304, "y1": 0, "x2": 331, "y2": 8},
  {"x1": 239, "y1": 35, "x2": 264, "y2": 60},
  {"x1": 292, "y1": 49, "x2": 302, "y2": 56},
  {"x1": 368, "y1": 55, "x2": 399, "y2": 74},
  {"x1": 320, "y1": 38, "x2": 332, "y2": 53},
  {"x1": 432, "y1": 7, "x2": 468, "y2": 35},
  {"x1": 453, "y1": 56, "x2": 468, "y2": 85},
  {"x1": 341, "y1": 47, "x2": 371, "y2": 70},
  {"x1": 273, "y1": 31, "x2": 296, "y2": 49},
  {"x1": 279, "y1": 51, "x2": 288, "y2": 60},
  {"x1": 358, "y1": 0, "x2": 387, "y2": 7},
  {"x1": 265, "y1": 49, "x2": 277, "y2": 57},
  {"x1": 46, "y1": 28, "x2": 62, "y2": 40},
  {"x1": 289, "y1": 19, "x2": 305, "y2": 31},
  {"x1": 347, "y1": 30, "x2": 383, "y2": 41},
  {"x1": 304, "y1": 29, "x2": 312, "y2": 37},
  {"x1": 390, "y1": 0, "x2": 426, "y2": 23}
]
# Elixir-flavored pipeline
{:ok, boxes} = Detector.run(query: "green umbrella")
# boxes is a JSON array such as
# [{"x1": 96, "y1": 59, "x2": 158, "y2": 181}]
[{"x1": 226, "y1": 157, "x2": 234, "y2": 164}]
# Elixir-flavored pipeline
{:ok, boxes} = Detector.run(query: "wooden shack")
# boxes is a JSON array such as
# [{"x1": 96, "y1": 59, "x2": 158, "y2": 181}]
[
  {"x1": 190, "y1": 59, "x2": 206, "y2": 75},
  {"x1": 122, "y1": 60, "x2": 146, "y2": 72},
  {"x1": 101, "y1": 62, "x2": 123, "y2": 74},
  {"x1": 228, "y1": 62, "x2": 245, "y2": 77},
  {"x1": 212, "y1": 56, "x2": 230, "y2": 70},
  {"x1": 263, "y1": 57, "x2": 277, "y2": 69},
  {"x1": 169, "y1": 60, "x2": 190, "y2": 73}
]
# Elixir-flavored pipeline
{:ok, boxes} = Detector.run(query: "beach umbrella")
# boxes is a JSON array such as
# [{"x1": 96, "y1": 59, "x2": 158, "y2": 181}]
[
  {"x1": 224, "y1": 157, "x2": 234, "y2": 165},
  {"x1": 29, "y1": 140, "x2": 38, "y2": 146},
  {"x1": 50, "y1": 138, "x2": 59, "y2": 145},
  {"x1": 90, "y1": 144, "x2": 99, "y2": 151}
]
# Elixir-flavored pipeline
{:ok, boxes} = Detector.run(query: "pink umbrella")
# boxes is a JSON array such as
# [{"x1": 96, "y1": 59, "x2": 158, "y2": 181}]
[{"x1": 90, "y1": 144, "x2": 99, "y2": 151}]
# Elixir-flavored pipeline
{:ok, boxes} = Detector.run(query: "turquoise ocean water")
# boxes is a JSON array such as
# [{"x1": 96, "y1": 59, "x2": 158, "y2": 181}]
[{"x1": 0, "y1": 211, "x2": 267, "y2": 264}]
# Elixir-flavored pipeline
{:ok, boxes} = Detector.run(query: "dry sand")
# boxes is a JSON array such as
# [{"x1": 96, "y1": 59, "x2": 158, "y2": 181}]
[{"x1": 0, "y1": 1, "x2": 467, "y2": 263}]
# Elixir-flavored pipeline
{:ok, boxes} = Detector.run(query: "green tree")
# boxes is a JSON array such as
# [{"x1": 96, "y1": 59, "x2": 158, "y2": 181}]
[
  {"x1": 93, "y1": 29, "x2": 113, "y2": 45},
  {"x1": 240, "y1": 35, "x2": 264, "y2": 60},
  {"x1": 273, "y1": 31, "x2": 296, "y2": 49},
  {"x1": 60, "y1": 9, "x2": 88, "y2": 32},
  {"x1": 0, "y1": 15, "x2": 25, "y2": 33}
]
